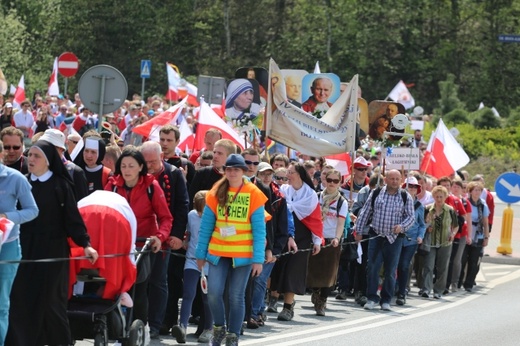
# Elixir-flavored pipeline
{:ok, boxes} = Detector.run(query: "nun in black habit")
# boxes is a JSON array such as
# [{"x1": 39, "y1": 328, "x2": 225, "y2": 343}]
[{"x1": 6, "y1": 140, "x2": 98, "y2": 346}]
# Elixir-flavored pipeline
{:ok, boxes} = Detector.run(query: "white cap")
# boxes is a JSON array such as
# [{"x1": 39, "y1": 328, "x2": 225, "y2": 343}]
[{"x1": 40, "y1": 129, "x2": 66, "y2": 150}]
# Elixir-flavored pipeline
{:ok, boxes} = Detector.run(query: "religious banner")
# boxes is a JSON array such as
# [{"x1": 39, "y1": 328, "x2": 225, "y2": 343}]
[{"x1": 266, "y1": 59, "x2": 358, "y2": 157}]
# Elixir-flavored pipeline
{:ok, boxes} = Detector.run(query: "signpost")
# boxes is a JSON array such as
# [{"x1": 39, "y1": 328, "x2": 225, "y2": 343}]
[
  {"x1": 140, "y1": 60, "x2": 151, "y2": 101},
  {"x1": 494, "y1": 172, "x2": 520, "y2": 255},
  {"x1": 197, "y1": 75, "x2": 226, "y2": 105},
  {"x1": 58, "y1": 52, "x2": 79, "y2": 97}
]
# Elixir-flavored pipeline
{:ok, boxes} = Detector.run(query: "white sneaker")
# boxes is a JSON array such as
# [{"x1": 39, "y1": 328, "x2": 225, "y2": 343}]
[
  {"x1": 198, "y1": 329, "x2": 213, "y2": 343},
  {"x1": 381, "y1": 303, "x2": 392, "y2": 311},
  {"x1": 363, "y1": 300, "x2": 377, "y2": 310}
]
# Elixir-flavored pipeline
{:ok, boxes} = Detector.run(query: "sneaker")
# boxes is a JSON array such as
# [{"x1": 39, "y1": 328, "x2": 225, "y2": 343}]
[
  {"x1": 277, "y1": 302, "x2": 295, "y2": 321},
  {"x1": 418, "y1": 289, "x2": 424, "y2": 296},
  {"x1": 396, "y1": 294, "x2": 406, "y2": 306},
  {"x1": 335, "y1": 290, "x2": 348, "y2": 300},
  {"x1": 381, "y1": 303, "x2": 392, "y2": 311},
  {"x1": 451, "y1": 284, "x2": 459, "y2": 293},
  {"x1": 212, "y1": 326, "x2": 226, "y2": 345},
  {"x1": 363, "y1": 300, "x2": 377, "y2": 310},
  {"x1": 197, "y1": 329, "x2": 212, "y2": 343},
  {"x1": 311, "y1": 290, "x2": 319, "y2": 305},
  {"x1": 356, "y1": 296, "x2": 368, "y2": 306},
  {"x1": 421, "y1": 291, "x2": 430, "y2": 298},
  {"x1": 443, "y1": 289, "x2": 449, "y2": 295},
  {"x1": 171, "y1": 324, "x2": 186, "y2": 343},
  {"x1": 434, "y1": 293, "x2": 441, "y2": 299},
  {"x1": 225, "y1": 332, "x2": 238, "y2": 346},
  {"x1": 267, "y1": 296, "x2": 278, "y2": 313}
]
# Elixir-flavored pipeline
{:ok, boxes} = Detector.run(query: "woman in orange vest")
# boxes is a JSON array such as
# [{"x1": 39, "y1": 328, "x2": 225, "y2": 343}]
[{"x1": 196, "y1": 154, "x2": 267, "y2": 346}]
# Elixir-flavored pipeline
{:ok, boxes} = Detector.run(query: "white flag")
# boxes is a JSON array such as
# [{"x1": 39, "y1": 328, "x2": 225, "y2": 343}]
[
  {"x1": 387, "y1": 80, "x2": 415, "y2": 110},
  {"x1": 313, "y1": 61, "x2": 321, "y2": 74}
]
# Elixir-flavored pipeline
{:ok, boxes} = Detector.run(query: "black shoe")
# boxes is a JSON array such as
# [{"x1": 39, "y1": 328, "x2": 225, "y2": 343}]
[
  {"x1": 188, "y1": 315, "x2": 200, "y2": 325},
  {"x1": 396, "y1": 294, "x2": 406, "y2": 306},
  {"x1": 149, "y1": 328, "x2": 160, "y2": 340}
]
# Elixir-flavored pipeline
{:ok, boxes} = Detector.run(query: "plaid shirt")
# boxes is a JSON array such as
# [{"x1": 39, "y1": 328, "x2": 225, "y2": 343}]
[{"x1": 355, "y1": 186, "x2": 415, "y2": 243}]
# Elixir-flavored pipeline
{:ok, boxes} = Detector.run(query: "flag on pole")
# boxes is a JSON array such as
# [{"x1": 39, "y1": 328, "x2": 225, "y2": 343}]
[
  {"x1": 325, "y1": 153, "x2": 352, "y2": 176},
  {"x1": 194, "y1": 100, "x2": 245, "y2": 151},
  {"x1": 313, "y1": 61, "x2": 321, "y2": 74},
  {"x1": 420, "y1": 118, "x2": 469, "y2": 178},
  {"x1": 0, "y1": 68, "x2": 7, "y2": 95},
  {"x1": 387, "y1": 80, "x2": 415, "y2": 109},
  {"x1": 10, "y1": 84, "x2": 16, "y2": 95},
  {"x1": 13, "y1": 75, "x2": 26, "y2": 109},
  {"x1": 185, "y1": 81, "x2": 200, "y2": 106},
  {"x1": 177, "y1": 118, "x2": 195, "y2": 153},
  {"x1": 166, "y1": 63, "x2": 181, "y2": 101},
  {"x1": 132, "y1": 97, "x2": 187, "y2": 141},
  {"x1": 47, "y1": 57, "x2": 60, "y2": 96}
]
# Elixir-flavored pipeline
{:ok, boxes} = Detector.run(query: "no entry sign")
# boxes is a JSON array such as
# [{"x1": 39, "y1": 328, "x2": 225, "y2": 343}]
[{"x1": 58, "y1": 52, "x2": 79, "y2": 78}]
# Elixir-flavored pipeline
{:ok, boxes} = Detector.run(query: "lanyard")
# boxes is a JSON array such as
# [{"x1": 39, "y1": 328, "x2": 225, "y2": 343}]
[{"x1": 225, "y1": 182, "x2": 244, "y2": 224}]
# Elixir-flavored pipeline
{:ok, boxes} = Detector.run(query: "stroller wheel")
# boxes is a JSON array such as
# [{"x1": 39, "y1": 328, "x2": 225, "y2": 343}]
[
  {"x1": 123, "y1": 319, "x2": 145, "y2": 346},
  {"x1": 94, "y1": 329, "x2": 108, "y2": 346}
]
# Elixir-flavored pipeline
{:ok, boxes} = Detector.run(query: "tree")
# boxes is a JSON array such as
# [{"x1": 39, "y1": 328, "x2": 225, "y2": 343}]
[{"x1": 471, "y1": 107, "x2": 502, "y2": 129}]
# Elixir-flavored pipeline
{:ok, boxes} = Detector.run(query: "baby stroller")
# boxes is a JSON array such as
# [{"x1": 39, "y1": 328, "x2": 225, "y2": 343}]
[{"x1": 67, "y1": 190, "x2": 151, "y2": 346}]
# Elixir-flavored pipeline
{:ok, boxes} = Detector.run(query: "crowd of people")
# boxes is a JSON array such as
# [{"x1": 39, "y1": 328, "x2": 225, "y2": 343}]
[{"x1": 0, "y1": 92, "x2": 495, "y2": 346}]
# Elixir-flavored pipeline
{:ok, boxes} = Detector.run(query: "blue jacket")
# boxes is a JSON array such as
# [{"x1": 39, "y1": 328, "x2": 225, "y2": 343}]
[
  {"x1": 0, "y1": 165, "x2": 39, "y2": 242},
  {"x1": 403, "y1": 199, "x2": 427, "y2": 247}
]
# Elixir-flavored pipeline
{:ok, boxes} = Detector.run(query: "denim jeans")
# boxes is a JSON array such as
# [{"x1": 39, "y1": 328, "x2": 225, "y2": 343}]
[
  {"x1": 251, "y1": 262, "x2": 275, "y2": 317},
  {"x1": 397, "y1": 244, "x2": 417, "y2": 296},
  {"x1": 0, "y1": 240, "x2": 21, "y2": 345},
  {"x1": 208, "y1": 258, "x2": 252, "y2": 336},
  {"x1": 179, "y1": 269, "x2": 213, "y2": 329},
  {"x1": 366, "y1": 235, "x2": 403, "y2": 304}
]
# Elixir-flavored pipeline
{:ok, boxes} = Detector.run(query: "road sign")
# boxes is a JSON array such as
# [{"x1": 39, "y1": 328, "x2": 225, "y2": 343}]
[
  {"x1": 141, "y1": 60, "x2": 151, "y2": 79},
  {"x1": 78, "y1": 65, "x2": 128, "y2": 131},
  {"x1": 498, "y1": 34, "x2": 520, "y2": 43},
  {"x1": 197, "y1": 75, "x2": 226, "y2": 105},
  {"x1": 495, "y1": 172, "x2": 520, "y2": 204},
  {"x1": 58, "y1": 52, "x2": 79, "y2": 78}
]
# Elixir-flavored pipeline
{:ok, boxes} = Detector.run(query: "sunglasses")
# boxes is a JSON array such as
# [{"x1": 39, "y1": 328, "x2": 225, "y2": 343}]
[
  {"x1": 326, "y1": 178, "x2": 340, "y2": 184},
  {"x1": 274, "y1": 175, "x2": 288, "y2": 181},
  {"x1": 245, "y1": 160, "x2": 260, "y2": 166},
  {"x1": 355, "y1": 167, "x2": 368, "y2": 171},
  {"x1": 4, "y1": 145, "x2": 21, "y2": 150}
]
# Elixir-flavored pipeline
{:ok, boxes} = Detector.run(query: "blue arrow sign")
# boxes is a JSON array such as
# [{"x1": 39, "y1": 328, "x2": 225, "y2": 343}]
[
  {"x1": 141, "y1": 60, "x2": 151, "y2": 78},
  {"x1": 494, "y1": 172, "x2": 520, "y2": 204}
]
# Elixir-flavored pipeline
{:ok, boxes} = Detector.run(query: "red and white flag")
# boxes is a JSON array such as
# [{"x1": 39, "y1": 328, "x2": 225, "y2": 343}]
[
  {"x1": 420, "y1": 118, "x2": 469, "y2": 178},
  {"x1": 166, "y1": 62, "x2": 181, "y2": 101},
  {"x1": 177, "y1": 118, "x2": 195, "y2": 153},
  {"x1": 194, "y1": 100, "x2": 245, "y2": 151},
  {"x1": 0, "y1": 217, "x2": 15, "y2": 245},
  {"x1": 132, "y1": 97, "x2": 187, "y2": 141},
  {"x1": 185, "y1": 81, "x2": 200, "y2": 107},
  {"x1": 47, "y1": 57, "x2": 60, "y2": 96},
  {"x1": 325, "y1": 153, "x2": 352, "y2": 176},
  {"x1": 13, "y1": 75, "x2": 26, "y2": 109},
  {"x1": 10, "y1": 84, "x2": 17, "y2": 95},
  {"x1": 387, "y1": 80, "x2": 415, "y2": 110}
]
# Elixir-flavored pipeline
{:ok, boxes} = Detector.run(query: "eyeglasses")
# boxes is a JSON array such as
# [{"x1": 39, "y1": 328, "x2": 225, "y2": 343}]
[
  {"x1": 286, "y1": 171, "x2": 296, "y2": 175},
  {"x1": 259, "y1": 172, "x2": 273, "y2": 177},
  {"x1": 274, "y1": 175, "x2": 288, "y2": 181},
  {"x1": 355, "y1": 167, "x2": 367, "y2": 172},
  {"x1": 244, "y1": 160, "x2": 260, "y2": 166},
  {"x1": 4, "y1": 145, "x2": 21, "y2": 150},
  {"x1": 326, "y1": 178, "x2": 340, "y2": 184}
]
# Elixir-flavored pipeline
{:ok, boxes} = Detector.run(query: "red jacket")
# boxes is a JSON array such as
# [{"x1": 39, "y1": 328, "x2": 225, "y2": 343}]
[{"x1": 105, "y1": 174, "x2": 173, "y2": 243}]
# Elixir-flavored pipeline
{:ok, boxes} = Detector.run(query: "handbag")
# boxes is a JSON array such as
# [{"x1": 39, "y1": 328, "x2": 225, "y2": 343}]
[
  {"x1": 340, "y1": 232, "x2": 359, "y2": 262},
  {"x1": 417, "y1": 231, "x2": 431, "y2": 256}
]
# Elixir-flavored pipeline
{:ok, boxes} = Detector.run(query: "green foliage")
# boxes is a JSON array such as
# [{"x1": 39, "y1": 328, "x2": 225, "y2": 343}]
[
  {"x1": 471, "y1": 107, "x2": 502, "y2": 129},
  {"x1": 435, "y1": 74, "x2": 465, "y2": 116},
  {"x1": 444, "y1": 108, "x2": 469, "y2": 124}
]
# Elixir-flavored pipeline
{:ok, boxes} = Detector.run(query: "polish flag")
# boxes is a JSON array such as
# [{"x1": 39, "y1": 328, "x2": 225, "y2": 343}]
[
  {"x1": 325, "y1": 153, "x2": 352, "y2": 176},
  {"x1": 194, "y1": 100, "x2": 245, "y2": 151},
  {"x1": 185, "y1": 81, "x2": 200, "y2": 107},
  {"x1": 177, "y1": 118, "x2": 194, "y2": 153},
  {"x1": 0, "y1": 217, "x2": 15, "y2": 245},
  {"x1": 47, "y1": 57, "x2": 60, "y2": 96},
  {"x1": 166, "y1": 62, "x2": 181, "y2": 101},
  {"x1": 420, "y1": 118, "x2": 470, "y2": 178},
  {"x1": 387, "y1": 80, "x2": 415, "y2": 110},
  {"x1": 13, "y1": 75, "x2": 26, "y2": 109},
  {"x1": 132, "y1": 97, "x2": 187, "y2": 141}
]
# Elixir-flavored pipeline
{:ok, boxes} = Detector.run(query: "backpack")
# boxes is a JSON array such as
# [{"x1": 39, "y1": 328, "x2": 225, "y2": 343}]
[
  {"x1": 370, "y1": 186, "x2": 408, "y2": 210},
  {"x1": 456, "y1": 197, "x2": 468, "y2": 233},
  {"x1": 112, "y1": 182, "x2": 154, "y2": 201}
]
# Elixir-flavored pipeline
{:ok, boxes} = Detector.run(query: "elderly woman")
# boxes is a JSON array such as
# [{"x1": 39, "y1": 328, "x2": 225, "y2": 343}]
[
  {"x1": 462, "y1": 181, "x2": 490, "y2": 292},
  {"x1": 225, "y1": 78, "x2": 260, "y2": 120},
  {"x1": 420, "y1": 186, "x2": 458, "y2": 299},
  {"x1": 106, "y1": 147, "x2": 173, "y2": 338},
  {"x1": 6, "y1": 140, "x2": 98, "y2": 345},
  {"x1": 396, "y1": 177, "x2": 426, "y2": 305},
  {"x1": 270, "y1": 162, "x2": 323, "y2": 321},
  {"x1": 0, "y1": 140, "x2": 39, "y2": 345},
  {"x1": 308, "y1": 169, "x2": 346, "y2": 316},
  {"x1": 195, "y1": 154, "x2": 267, "y2": 345}
]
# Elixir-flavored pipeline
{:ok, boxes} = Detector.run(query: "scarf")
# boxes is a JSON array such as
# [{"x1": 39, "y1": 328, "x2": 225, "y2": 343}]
[{"x1": 321, "y1": 189, "x2": 341, "y2": 221}]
